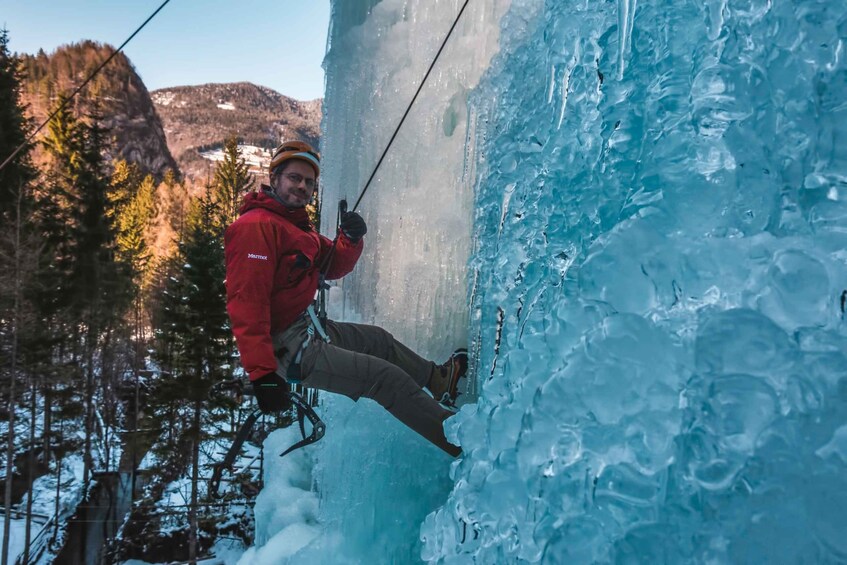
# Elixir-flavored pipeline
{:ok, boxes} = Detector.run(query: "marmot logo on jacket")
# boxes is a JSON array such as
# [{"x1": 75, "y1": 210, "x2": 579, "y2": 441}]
[{"x1": 248, "y1": 253, "x2": 268, "y2": 260}]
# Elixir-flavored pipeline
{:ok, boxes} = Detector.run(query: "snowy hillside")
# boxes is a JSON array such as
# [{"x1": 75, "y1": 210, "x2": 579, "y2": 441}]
[
  {"x1": 151, "y1": 82, "x2": 321, "y2": 183},
  {"x1": 199, "y1": 144, "x2": 273, "y2": 174}
]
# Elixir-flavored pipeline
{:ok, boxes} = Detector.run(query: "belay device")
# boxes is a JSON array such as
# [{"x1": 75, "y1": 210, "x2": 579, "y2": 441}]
[{"x1": 209, "y1": 379, "x2": 325, "y2": 498}]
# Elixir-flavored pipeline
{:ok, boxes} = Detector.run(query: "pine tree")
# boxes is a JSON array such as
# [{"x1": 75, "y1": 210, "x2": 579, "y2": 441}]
[
  {"x1": 35, "y1": 95, "x2": 82, "y2": 316},
  {"x1": 161, "y1": 169, "x2": 189, "y2": 237},
  {"x1": 109, "y1": 162, "x2": 159, "y2": 494},
  {"x1": 114, "y1": 168, "x2": 157, "y2": 288},
  {"x1": 36, "y1": 99, "x2": 134, "y2": 497},
  {"x1": 212, "y1": 135, "x2": 254, "y2": 226},
  {"x1": 39, "y1": 100, "x2": 131, "y2": 320},
  {"x1": 0, "y1": 30, "x2": 39, "y2": 565},
  {"x1": 109, "y1": 159, "x2": 144, "y2": 222},
  {"x1": 154, "y1": 190, "x2": 231, "y2": 402},
  {"x1": 149, "y1": 186, "x2": 235, "y2": 560},
  {"x1": 0, "y1": 28, "x2": 36, "y2": 219},
  {"x1": 0, "y1": 26, "x2": 36, "y2": 332},
  {"x1": 0, "y1": 27, "x2": 39, "y2": 392}
]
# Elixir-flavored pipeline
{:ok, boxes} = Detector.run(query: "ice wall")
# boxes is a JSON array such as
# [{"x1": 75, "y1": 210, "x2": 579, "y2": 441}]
[
  {"x1": 275, "y1": 1, "x2": 510, "y2": 563},
  {"x1": 320, "y1": 0, "x2": 513, "y2": 348},
  {"x1": 421, "y1": 0, "x2": 847, "y2": 562}
]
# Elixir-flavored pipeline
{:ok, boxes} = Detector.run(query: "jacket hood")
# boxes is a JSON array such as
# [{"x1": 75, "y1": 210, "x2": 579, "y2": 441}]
[{"x1": 239, "y1": 187, "x2": 314, "y2": 230}]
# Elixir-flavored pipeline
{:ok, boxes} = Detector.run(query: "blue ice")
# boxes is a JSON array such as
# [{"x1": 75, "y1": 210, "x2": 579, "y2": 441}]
[
  {"x1": 425, "y1": 0, "x2": 847, "y2": 562},
  {"x1": 247, "y1": 0, "x2": 847, "y2": 563}
]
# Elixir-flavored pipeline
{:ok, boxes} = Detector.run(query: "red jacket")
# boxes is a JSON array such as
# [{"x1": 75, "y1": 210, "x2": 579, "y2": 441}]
[{"x1": 224, "y1": 189, "x2": 363, "y2": 381}]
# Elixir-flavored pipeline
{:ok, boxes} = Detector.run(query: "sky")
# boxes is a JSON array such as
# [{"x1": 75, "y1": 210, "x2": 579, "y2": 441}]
[{"x1": 0, "y1": 0, "x2": 330, "y2": 101}]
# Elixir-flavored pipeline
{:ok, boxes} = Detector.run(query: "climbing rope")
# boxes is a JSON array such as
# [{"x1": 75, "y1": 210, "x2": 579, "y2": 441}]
[
  {"x1": 351, "y1": 0, "x2": 472, "y2": 213},
  {"x1": 318, "y1": 0, "x2": 473, "y2": 283},
  {"x1": 0, "y1": 0, "x2": 173, "y2": 174}
]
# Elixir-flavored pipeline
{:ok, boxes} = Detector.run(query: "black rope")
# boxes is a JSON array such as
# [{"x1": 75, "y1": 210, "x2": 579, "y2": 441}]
[
  {"x1": 317, "y1": 0, "x2": 472, "y2": 293},
  {"x1": 0, "y1": 0, "x2": 173, "y2": 174},
  {"x1": 351, "y1": 0, "x2": 471, "y2": 212}
]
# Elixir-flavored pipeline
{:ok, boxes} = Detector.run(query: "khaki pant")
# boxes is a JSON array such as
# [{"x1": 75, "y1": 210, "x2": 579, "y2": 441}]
[{"x1": 272, "y1": 315, "x2": 461, "y2": 457}]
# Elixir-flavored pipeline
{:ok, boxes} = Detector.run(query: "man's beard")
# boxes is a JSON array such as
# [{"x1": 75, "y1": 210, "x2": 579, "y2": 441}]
[
  {"x1": 279, "y1": 187, "x2": 308, "y2": 208},
  {"x1": 284, "y1": 196, "x2": 307, "y2": 208}
]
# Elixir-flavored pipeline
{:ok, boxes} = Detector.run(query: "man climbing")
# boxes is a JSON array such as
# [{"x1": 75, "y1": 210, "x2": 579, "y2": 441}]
[{"x1": 224, "y1": 141, "x2": 466, "y2": 457}]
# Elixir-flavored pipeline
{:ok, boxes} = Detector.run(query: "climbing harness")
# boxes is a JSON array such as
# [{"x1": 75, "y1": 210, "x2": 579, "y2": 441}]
[
  {"x1": 208, "y1": 378, "x2": 325, "y2": 498},
  {"x1": 285, "y1": 303, "x2": 331, "y2": 382},
  {"x1": 282, "y1": 199, "x2": 344, "y2": 382},
  {"x1": 307, "y1": 303, "x2": 331, "y2": 342}
]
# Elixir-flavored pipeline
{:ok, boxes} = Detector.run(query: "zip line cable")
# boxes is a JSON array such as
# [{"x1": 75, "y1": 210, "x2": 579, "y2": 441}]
[
  {"x1": 0, "y1": 0, "x2": 173, "y2": 174},
  {"x1": 350, "y1": 0, "x2": 471, "y2": 212}
]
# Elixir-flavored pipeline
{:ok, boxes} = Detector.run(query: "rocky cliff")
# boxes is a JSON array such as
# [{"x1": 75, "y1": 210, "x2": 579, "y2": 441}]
[{"x1": 21, "y1": 41, "x2": 178, "y2": 179}]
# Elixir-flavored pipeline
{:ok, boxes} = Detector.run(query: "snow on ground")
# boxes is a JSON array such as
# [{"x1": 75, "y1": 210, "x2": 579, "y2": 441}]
[
  {"x1": 150, "y1": 91, "x2": 187, "y2": 107},
  {"x1": 27, "y1": 453, "x2": 86, "y2": 517},
  {"x1": 199, "y1": 144, "x2": 272, "y2": 171},
  {"x1": 151, "y1": 91, "x2": 175, "y2": 106},
  {"x1": 0, "y1": 453, "x2": 87, "y2": 565},
  {"x1": 0, "y1": 380, "x2": 98, "y2": 563},
  {"x1": 217, "y1": 102, "x2": 236, "y2": 110},
  {"x1": 0, "y1": 518, "x2": 27, "y2": 564},
  {"x1": 236, "y1": 426, "x2": 319, "y2": 565}
]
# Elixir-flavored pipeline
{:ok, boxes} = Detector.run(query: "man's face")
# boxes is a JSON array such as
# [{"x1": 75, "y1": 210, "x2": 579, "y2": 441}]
[{"x1": 271, "y1": 160, "x2": 317, "y2": 208}]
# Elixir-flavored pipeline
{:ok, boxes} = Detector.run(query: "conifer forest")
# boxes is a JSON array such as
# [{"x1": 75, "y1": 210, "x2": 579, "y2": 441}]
[{"x1": 0, "y1": 30, "x2": 293, "y2": 564}]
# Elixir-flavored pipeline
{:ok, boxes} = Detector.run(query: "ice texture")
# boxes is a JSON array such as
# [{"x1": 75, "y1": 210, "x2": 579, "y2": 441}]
[
  {"x1": 421, "y1": 0, "x2": 847, "y2": 562},
  {"x1": 238, "y1": 427, "x2": 320, "y2": 564},
  {"x1": 276, "y1": 1, "x2": 512, "y2": 562},
  {"x1": 253, "y1": 0, "x2": 847, "y2": 562}
]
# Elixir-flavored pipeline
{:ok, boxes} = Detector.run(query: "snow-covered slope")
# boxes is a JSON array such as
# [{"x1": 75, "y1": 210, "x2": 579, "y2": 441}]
[
  {"x1": 247, "y1": 0, "x2": 847, "y2": 563},
  {"x1": 151, "y1": 82, "x2": 321, "y2": 182}
]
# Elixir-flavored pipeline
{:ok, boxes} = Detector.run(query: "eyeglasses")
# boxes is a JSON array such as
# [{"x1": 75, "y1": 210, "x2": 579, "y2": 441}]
[{"x1": 283, "y1": 172, "x2": 317, "y2": 190}]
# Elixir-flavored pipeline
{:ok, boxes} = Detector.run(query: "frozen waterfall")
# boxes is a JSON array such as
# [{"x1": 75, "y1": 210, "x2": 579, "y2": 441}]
[{"x1": 242, "y1": 0, "x2": 847, "y2": 563}]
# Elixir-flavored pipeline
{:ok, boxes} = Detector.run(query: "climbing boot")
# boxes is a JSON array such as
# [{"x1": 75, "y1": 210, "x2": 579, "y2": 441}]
[{"x1": 428, "y1": 348, "x2": 468, "y2": 407}]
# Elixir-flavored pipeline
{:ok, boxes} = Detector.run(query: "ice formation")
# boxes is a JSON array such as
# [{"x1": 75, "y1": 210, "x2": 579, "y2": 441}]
[
  {"x1": 423, "y1": 0, "x2": 847, "y2": 562},
  {"x1": 267, "y1": 1, "x2": 510, "y2": 563},
  {"x1": 250, "y1": 0, "x2": 847, "y2": 562}
]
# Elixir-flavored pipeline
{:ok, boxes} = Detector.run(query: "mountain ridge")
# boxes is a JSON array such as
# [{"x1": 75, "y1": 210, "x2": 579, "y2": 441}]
[
  {"x1": 150, "y1": 81, "x2": 322, "y2": 183},
  {"x1": 19, "y1": 41, "x2": 322, "y2": 186}
]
